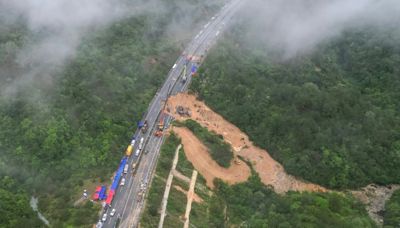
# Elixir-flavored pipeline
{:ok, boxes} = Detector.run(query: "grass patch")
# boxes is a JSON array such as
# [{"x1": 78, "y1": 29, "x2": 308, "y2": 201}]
[
  {"x1": 173, "y1": 177, "x2": 190, "y2": 191},
  {"x1": 384, "y1": 189, "x2": 400, "y2": 227},
  {"x1": 190, "y1": 201, "x2": 211, "y2": 228},
  {"x1": 183, "y1": 119, "x2": 233, "y2": 168},
  {"x1": 164, "y1": 187, "x2": 187, "y2": 227},
  {"x1": 155, "y1": 132, "x2": 181, "y2": 179},
  {"x1": 176, "y1": 147, "x2": 194, "y2": 178},
  {"x1": 140, "y1": 133, "x2": 180, "y2": 227}
]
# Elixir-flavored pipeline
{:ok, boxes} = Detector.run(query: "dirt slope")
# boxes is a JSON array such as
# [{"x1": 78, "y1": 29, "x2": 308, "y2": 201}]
[
  {"x1": 167, "y1": 93, "x2": 326, "y2": 193},
  {"x1": 173, "y1": 127, "x2": 250, "y2": 188}
]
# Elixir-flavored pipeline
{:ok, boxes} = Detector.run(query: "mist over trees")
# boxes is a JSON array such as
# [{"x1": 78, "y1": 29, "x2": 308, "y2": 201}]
[
  {"x1": 1, "y1": 0, "x2": 400, "y2": 226},
  {"x1": 191, "y1": 7, "x2": 400, "y2": 189},
  {"x1": 0, "y1": 0, "x2": 222, "y2": 226},
  {"x1": 240, "y1": 0, "x2": 400, "y2": 59}
]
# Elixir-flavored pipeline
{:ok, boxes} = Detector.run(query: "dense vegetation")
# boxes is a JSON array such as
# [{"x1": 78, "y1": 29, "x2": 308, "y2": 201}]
[
  {"x1": 0, "y1": 0, "x2": 221, "y2": 226},
  {"x1": 207, "y1": 174, "x2": 375, "y2": 228},
  {"x1": 191, "y1": 18, "x2": 400, "y2": 189},
  {"x1": 143, "y1": 128, "x2": 376, "y2": 228},
  {"x1": 182, "y1": 119, "x2": 233, "y2": 167},
  {"x1": 384, "y1": 189, "x2": 400, "y2": 227},
  {"x1": 0, "y1": 176, "x2": 43, "y2": 227}
]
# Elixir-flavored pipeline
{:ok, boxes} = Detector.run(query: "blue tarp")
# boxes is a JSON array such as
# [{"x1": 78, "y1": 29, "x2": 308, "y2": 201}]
[
  {"x1": 138, "y1": 121, "x2": 144, "y2": 128},
  {"x1": 99, "y1": 185, "x2": 107, "y2": 200},
  {"x1": 191, "y1": 65, "x2": 198, "y2": 74},
  {"x1": 110, "y1": 157, "x2": 127, "y2": 191}
]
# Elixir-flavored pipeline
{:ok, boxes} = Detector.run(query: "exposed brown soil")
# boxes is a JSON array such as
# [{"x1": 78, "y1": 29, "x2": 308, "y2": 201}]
[
  {"x1": 173, "y1": 185, "x2": 203, "y2": 203},
  {"x1": 167, "y1": 93, "x2": 326, "y2": 193},
  {"x1": 173, "y1": 127, "x2": 251, "y2": 188}
]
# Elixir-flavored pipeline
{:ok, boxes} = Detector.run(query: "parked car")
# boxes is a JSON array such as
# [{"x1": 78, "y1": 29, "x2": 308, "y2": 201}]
[
  {"x1": 102, "y1": 213, "x2": 107, "y2": 222},
  {"x1": 120, "y1": 178, "x2": 126, "y2": 186},
  {"x1": 110, "y1": 208, "x2": 116, "y2": 217}
]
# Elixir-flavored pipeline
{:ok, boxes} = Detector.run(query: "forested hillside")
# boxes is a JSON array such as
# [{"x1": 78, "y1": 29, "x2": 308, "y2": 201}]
[
  {"x1": 0, "y1": 176, "x2": 43, "y2": 227},
  {"x1": 141, "y1": 130, "x2": 375, "y2": 227},
  {"x1": 191, "y1": 15, "x2": 400, "y2": 189},
  {"x1": 208, "y1": 174, "x2": 375, "y2": 227},
  {"x1": 142, "y1": 130, "x2": 376, "y2": 227},
  {"x1": 0, "y1": 0, "x2": 221, "y2": 226},
  {"x1": 384, "y1": 189, "x2": 400, "y2": 227}
]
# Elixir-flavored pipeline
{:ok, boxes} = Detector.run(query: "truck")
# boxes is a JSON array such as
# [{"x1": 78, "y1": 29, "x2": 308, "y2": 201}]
[
  {"x1": 191, "y1": 65, "x2": 198, "y2": 76},
  {"x1": 130, "y1": 136, "x2": 136, "y2": 146},
  {"x1": 135, "y1": 149, "x2": 140, "y2": 157},
  {"x1": 123, "y1": 164, "x2": 129, "y2": 174},
  {"x1": 138, "y1": 120, "x2": 148, "y2": 133},
  {"x1": 138, "y1": 137, "x2": 144, "y2": 150},
  {"x1": 181, "y1": 65, "x2": 187, "y2": 83},
  {"x1": 155, "y1": 113, "x2": 165, "y2": 137},
  {"x1": 125, "y1": 145, "x2": 133, "y2": 156}
]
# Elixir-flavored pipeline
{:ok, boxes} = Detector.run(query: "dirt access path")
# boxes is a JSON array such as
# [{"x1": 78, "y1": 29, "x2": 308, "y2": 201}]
[
  {"x1": 167, "y1": 93, "x2": 326, "y2": 193},
  {"x1": 173, "y1": 127, "x2": 251, "y2": 188},
  {"x1": 173, "y1": 185, "x2": 203, "y2": 203}
]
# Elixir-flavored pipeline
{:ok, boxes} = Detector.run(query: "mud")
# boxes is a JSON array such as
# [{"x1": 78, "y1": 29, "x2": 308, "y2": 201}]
[{"x1": 167, "y1": 93, "x2": 326, "y2": 193}]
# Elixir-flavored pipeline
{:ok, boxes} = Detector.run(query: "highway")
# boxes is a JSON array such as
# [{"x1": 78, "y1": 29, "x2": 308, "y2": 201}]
[{"x1": 99, "y1": 0, "x2": 243, "y2": 227}]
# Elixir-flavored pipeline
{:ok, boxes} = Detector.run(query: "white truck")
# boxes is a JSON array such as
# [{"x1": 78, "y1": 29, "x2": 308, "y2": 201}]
[
  {"x1": 138, "y1": 137, "x2": 144, "y2": 150},
  {"x1": 135, "y1": 149, "x2": 140, "y2": 157},
  {"x1": 130, "y1": 137, "x2": 136, "y2": 146},
  {"x1": 123, "y1": 164, "x2": 129, "y2": 174}
]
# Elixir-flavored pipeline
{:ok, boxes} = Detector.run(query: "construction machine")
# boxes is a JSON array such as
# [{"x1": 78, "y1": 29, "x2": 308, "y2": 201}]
[{"x1": 154, "y1": 113, "x2": 165, "y2": 137}]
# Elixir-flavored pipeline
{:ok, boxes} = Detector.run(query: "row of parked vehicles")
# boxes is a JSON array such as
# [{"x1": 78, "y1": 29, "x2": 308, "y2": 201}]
[
  {"x1": 97, "y1": 112, "x2": 168, "y2": 225},
  {"x1": 97, "y1": 120, "x2": 150, "y2": 226}
]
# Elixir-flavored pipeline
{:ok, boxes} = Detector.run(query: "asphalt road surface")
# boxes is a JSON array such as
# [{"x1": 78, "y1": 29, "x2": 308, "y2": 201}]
[{"x1": 99, "y1": 0, "x2": 243, "y2": 227}]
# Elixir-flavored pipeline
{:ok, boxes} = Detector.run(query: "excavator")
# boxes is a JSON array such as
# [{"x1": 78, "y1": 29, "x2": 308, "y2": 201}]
[{"x1": 154, "y1": 112, "x2": 165, "y2": 137}]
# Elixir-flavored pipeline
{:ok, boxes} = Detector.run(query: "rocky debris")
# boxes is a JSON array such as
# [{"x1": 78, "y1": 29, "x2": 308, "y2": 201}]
[
  {"x1": 176, "y1": 105, "x2": 191, "y2": 117},
  {"x1": 351, "y1": 184, "x2": 400, "y2": 226}
]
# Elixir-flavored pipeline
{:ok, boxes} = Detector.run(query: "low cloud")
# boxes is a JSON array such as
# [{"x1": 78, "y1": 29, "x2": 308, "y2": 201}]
[
  {"x1": 241, "y1": 0, "x2": 400, "y2": 58},
  {"x1": 0, "y1": 0, "x2": 134, "y2": 97}
]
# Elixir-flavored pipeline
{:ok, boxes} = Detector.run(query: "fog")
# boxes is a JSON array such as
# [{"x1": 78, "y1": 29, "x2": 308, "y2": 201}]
[
  {"x1": 0, "y1": 0, "x2": 156, "y2": 97},
  {"x1": 2, "y1": 0, "x2": 400, "y2": 96},
  {"x1": 11, "y1": 0, "x2": 126, "y2": 65},
  {"x1": 241, "y1": 0, "x2": 400, "y2": 58},
  {"x1": 0, "y1": 0, "x2": 222, "y2": 97}
]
